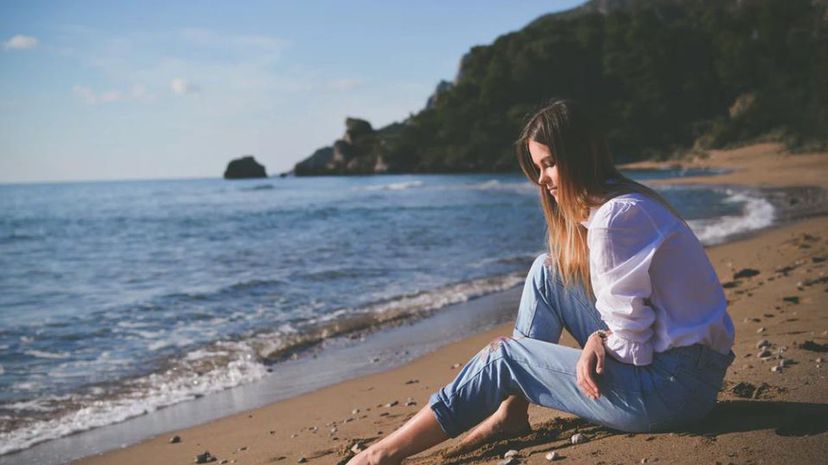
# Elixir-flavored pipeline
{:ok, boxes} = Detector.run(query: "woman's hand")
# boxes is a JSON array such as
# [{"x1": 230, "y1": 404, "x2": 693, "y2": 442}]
[{"x1": 577, "y1": 331, "x2": 608, "y2": 400}]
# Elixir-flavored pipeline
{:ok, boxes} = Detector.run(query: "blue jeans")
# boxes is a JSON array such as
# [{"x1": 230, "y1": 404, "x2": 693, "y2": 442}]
[{"x1": 429, "y1": 254, "x2": 735, "y2": 436}]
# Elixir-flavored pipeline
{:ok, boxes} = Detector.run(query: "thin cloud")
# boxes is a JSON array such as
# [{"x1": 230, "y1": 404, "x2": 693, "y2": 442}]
[
  {"x1": 4, "y1": 34, "x2": 39, "y2": 50},
  {"x1": 170, "y1": 77, "x2": 199, "y2": 95},
  {"x1": 73, "y1": 84, "x2": 156, "y2": 105}
]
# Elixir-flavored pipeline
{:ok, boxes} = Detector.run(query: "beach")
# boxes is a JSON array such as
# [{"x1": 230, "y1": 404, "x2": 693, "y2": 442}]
[{"x1": 63, "y1": 143, "x2": 827, "y2": 465}]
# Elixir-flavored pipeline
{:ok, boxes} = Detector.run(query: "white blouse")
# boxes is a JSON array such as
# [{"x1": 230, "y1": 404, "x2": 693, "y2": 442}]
[{"x1": 584, "y1": 192, "x2": 735, "y2": 366}]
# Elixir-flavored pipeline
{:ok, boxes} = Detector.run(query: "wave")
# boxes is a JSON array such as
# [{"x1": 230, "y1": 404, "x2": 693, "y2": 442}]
[
  {"x1": 0, "y1": 272, "x2": 524, "y2": 456},
  {"x1": 688, "y1": 189, "x2": 775, "y2": 245},
  {"x1": 460, "y1": 179, "x2": 535, "y2": 194},
  {"x1": 23, "y1": 350, "x2": 70, "y2": 360},
  {"x1": 362, "y1": 180, "x2": 424, "y2": 191}
]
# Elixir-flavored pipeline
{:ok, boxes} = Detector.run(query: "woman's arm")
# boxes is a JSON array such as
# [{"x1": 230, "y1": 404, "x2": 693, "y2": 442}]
[{"x1": 587, "y1": 199, "x2": 672, "y2": 366}]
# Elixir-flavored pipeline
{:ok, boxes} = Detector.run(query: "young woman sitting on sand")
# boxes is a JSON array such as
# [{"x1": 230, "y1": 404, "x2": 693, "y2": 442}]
[{"x1": 348, "y1": 98, "x2": 735, "y2": 465}]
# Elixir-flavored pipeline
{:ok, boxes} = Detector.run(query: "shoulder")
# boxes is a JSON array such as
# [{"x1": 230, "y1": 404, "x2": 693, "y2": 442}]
[{"x1": 590, "y1": 193, "x2": 677, "y2": 233}]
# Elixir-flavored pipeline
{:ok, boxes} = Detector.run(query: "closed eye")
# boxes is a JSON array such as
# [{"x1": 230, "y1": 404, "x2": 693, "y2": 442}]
[{"x1": 535, "y1": 157, "x2": 555, "y2": 171}]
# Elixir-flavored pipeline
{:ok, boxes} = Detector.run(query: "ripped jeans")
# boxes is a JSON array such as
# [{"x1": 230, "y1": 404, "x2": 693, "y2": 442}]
[{"x1": 428, "y1": 254, "x2": 735, "y2": 436}]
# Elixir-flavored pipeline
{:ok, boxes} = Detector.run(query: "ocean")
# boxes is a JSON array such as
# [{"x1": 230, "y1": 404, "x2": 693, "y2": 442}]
[{"x1": 0, "y1": 169, "x2": 774, "y2": 457}]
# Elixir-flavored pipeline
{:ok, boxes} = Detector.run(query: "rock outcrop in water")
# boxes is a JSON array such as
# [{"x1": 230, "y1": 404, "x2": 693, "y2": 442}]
[
  {"x1": 294, "y1": 117, "x2": 392, "y2": 176},
  {"x1": 224, "y1": 156, "x2": 267, "y2": 179}
]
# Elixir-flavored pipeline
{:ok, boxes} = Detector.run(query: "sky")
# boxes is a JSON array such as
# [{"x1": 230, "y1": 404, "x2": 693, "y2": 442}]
[{"x1": 0, "y1": 0, "x2": 585, "y2": 183}]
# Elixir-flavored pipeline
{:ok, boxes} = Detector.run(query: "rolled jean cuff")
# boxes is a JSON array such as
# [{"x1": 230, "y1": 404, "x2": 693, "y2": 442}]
[{"x1": 428, "y1": 391, "x2": 463, "y2": 438}]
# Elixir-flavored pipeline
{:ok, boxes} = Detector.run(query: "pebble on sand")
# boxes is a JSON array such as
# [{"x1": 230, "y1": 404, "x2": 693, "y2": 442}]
[
  {"x1": 504, "y1": 449, "x2": 519, "y2": 458},
  {"x1": 298, "y1": 456, "x2": 308, "y2": 463},
  {"x1": 771, "y1": 365, "x2": 782, "y2": 373},
  {"x1": 756, "y1": 339, "x2": 770, "y2": 349},
  {"x1": 170, "y1": 435, "x2": 181, "y2": 444},
  {"x1": 756, "y1": 327, "x2": 766, "y2": 334},
  {"x1": 195, "y1": 451, "x2": 217, "y2": 464},
  {"x1": 571, "y1": 433, "x2": 587, "y2": 444},
  {"x1": 545, "y1": 451, "x2": 558, "y2": 461},
  {"x1": 385, "y1": 400, "x2": 399, "y2": 407}
]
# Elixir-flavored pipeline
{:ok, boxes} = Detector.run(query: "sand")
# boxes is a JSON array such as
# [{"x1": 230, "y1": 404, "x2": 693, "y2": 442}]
[{"x1": 73, "y1": 143, "x2": 828, "y2": 465}]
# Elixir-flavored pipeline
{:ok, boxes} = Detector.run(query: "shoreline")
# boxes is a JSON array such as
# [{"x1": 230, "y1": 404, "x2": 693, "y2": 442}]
[{"x1": 9, "y1": 143, "x2": 828, "y2": 464}]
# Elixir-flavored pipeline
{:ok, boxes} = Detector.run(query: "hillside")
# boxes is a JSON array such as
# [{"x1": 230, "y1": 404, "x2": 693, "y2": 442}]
[{"x1": 293, "y1": 0, "x2": 828, "y2": 176}]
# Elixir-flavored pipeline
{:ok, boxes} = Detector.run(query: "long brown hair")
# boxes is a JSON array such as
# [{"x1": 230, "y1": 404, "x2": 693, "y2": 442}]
[{"x1": 515, "y1": 98, "x2": 682, "y2": 294}]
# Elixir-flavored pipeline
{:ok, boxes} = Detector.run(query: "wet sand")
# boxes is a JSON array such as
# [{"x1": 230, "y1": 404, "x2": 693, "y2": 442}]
[{"x1": 72, "y1": 143, "x2": 828, "y2": 465}]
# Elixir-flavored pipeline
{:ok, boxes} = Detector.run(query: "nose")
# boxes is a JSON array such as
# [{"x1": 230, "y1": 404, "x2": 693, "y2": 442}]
[{"x1": 537, "y1": 170, "x2": 548, "y2": 185}]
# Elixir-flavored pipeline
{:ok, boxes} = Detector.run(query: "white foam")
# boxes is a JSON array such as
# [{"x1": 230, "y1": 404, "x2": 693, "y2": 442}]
[
  {"x1": 461, "y1": 179, "x2": 535, "y2": 194},
  {"x1": 363, "y1": 180, "x2": 424, "y2": 191},
  {"x1": 0, "y1": 343, "x2": 267, "y2": 455},
  {"x1": 6, "y1": 399, "x2": 59, "y2": 413},
  {"x1": 688, "y1": 189, "x2": 775, "y2": 245}
]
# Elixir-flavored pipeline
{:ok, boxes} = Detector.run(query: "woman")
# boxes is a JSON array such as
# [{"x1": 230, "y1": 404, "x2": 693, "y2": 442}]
[{"x1": 348, "y1": 99, "x2": 735, "y2": 465}]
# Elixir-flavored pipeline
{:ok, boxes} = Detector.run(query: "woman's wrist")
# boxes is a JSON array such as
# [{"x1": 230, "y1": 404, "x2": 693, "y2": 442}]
[{"x1": 590, "y1": 329, "x2": 611, "y2": 341}]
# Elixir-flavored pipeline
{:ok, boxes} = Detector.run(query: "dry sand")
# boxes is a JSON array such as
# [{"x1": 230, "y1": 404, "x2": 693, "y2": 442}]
[{"x1": 74, "y1": 143, "x2": 828, "y2": 465}]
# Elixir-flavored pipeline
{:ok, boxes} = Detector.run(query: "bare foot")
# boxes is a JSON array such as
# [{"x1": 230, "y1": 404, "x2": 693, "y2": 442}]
[
  {"x1": 442, "y1": 396, "x2": 531, "y2": 458},
  {"x1": 346, "y1": 447, "x2": 398, "y2": 465}
]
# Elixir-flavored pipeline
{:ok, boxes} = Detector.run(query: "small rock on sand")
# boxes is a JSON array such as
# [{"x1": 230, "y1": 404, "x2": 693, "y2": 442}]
[
  {"x1": 504, "y1": 449, "x2": 519, "y2": 458},
  {"x1": 545, "y1": 451, "x2": 558, "y2": 461},
  {"x1": 756, "y1": 327, "x2": 765, "y2": 334},
  {"x1": 451, "y1": 363, "x2": 461, "y2": 369},
  {"x1": 385, "y1": 400, "x2": 399, "y2": 407},
  {"x1": 571, "y1": 433, "x2": 587, "y2": 444},
  {"x1": 195, "y1": 451, "x2": 217, "y2": 464},
  {"x1": 297, "y1": 456, "x2": 307, "y2": 463},
  {"x1": 733, "y1": 268, "x2": 760, "y2": 279},
  {"x1": 170, "y1": 435, "x2": 181, "y2": 444},
  {"x1": 771, "y1": 365, "x2": 782, "y2": 373},
  {"x1": 756, "y1": 339, "x2": 770, "y2": 349}
]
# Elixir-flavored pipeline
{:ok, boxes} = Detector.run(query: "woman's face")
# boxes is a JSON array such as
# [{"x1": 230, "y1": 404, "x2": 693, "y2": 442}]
[{"x1": 528, "y1": 140, "x2": 559, "y2": 202}]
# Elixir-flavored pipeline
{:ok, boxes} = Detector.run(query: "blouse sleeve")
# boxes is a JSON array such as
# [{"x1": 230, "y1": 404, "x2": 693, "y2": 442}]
[{"x1": 588, "y1": 201, "x2": 668, "y2": 366}]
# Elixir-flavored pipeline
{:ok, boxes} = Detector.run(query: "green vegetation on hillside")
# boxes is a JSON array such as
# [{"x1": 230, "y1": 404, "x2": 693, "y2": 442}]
[{"x1": 294, "y1": 0, "x2": 827, "y2": 175}]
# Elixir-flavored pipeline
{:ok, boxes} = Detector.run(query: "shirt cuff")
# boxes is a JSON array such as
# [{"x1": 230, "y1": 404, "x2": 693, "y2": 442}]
[{"x1": 605, "y1": 332, "x2": 653, "y2": 366}]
